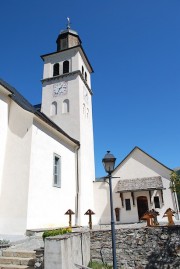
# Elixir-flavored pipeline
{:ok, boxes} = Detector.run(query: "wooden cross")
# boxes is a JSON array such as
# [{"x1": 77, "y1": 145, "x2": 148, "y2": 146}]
[
  {"x1": 65, "y1": 209, "x2": 75, "y2": 227},
  {"x1": 163, "y1": 208, "x2": 176, "y2": 226},
  {"x1": 141, "y1": 211, "x2": 155, "y2": 226},
  {"x1": 84, "y1": 209, "x2": 95, "y2": 229}
]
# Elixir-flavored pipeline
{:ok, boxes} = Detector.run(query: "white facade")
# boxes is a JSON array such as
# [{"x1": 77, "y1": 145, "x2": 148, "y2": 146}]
[
  {"x1": 0, "y1": 25, "x2": 95, "y2": 235},
  {"x1": 0, "y1": 90, "x2": 9, "y2": 195},
  {"x1": 27, "y1": 119, "x2": 77, "y2": 230},
  {"x1": 0, "y1": 99, "x2": 33, "y2": 234},
  {"x1": 0, "y1": 89, "x2": 79, "y2": 234},
  {"x1": 0, "y1": 25, "x2": 178, "y2": 236},
  {"x1": 93, "y1": 147, "x2": 179, "y2": 225}
]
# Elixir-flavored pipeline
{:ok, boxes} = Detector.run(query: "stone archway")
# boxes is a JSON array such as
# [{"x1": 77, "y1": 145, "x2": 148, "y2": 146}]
[{"x1": 137, "y1": 196, "x2": 149, "y2": 220}]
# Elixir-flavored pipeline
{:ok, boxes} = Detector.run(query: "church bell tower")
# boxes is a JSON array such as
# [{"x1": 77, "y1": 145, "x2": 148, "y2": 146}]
[{"x1": 41, "y1": 20, "x2": 95, "y2": 225}]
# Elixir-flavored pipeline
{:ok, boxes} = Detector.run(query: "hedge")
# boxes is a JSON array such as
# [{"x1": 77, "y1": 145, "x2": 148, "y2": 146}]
[{"x1": 42, "y1": 227, "x2": 72, "y2": 240}]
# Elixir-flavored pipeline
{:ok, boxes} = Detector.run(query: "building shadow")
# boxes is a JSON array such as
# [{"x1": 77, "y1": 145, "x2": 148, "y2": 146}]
[{"x1": 144, "y1": 226, "x2": 180, "y2": 269}]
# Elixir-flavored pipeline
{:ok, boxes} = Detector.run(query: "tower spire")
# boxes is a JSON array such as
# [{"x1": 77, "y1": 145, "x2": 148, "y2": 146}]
[{"x1": 56, "y1": 19, "x2": 81, "y2": 51}]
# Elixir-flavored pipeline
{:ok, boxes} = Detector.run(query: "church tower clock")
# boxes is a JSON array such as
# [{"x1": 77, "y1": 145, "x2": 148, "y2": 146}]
[{"x1": 41, "y1": 20, "x2": 95, "y2": 226}]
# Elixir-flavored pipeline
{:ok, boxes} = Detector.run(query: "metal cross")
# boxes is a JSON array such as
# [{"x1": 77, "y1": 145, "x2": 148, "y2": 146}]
[{"x1": 67, "y1": 17, "x2": 71, "y2": 29}]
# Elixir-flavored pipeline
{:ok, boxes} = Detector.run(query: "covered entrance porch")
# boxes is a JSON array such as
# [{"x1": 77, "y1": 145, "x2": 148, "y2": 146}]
[{"x1": 116, "y1": 176, "x2": 165, "y2": 223}]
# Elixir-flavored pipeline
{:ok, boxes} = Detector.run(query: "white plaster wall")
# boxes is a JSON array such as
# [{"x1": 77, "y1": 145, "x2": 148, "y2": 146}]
[
  {"x1": 0, "y1": 93, "x2": 9, "y2": 194},
  {"x1": 114, "y1": 149, "x2": 171, "y2": 179},
  {"x1": 41, "y1": 73, "x2": 81, "y2": 141},
  {"x1": 0, "y1": 101, "x2": 33, "y2": 234},
  {"x1": 93, "y1": 148, "x2": 177, "y2": 224},
  {"x1": 41, "y1": 44, "x2": 93, "y2": 140},
  {"x1": 159, "y1": 177, "x2": 178, "y2": 220},
  {"x1": 77, "y1": 77, "x2": 95, "y2": 225},
  {"x1": 27, "y1": 119, "x2": 77, "y2": 229},
  {"x1": 45, "y1": 232, "x2": 90, "y2": 269},
  {"x1": 77, "y1": 51, "x2": 91, "y2": 87},
  {"x1": 93, "y1": 178, "x2": 122, "y2": 225},
  {"x1": 93, "y1": 181, "x2": 111, "y2": 224},
  {"x1": 42, "y1": 73, "x2": 95, "y2": 226}
]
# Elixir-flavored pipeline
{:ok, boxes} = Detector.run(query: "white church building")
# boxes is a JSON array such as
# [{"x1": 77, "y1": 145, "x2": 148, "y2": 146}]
[
  {"x1": 0, "y1": 23, "x2": 179, "y2": 236},
  {"x1": 94, "y1": 147, "x2": 179, "y2": 224}
]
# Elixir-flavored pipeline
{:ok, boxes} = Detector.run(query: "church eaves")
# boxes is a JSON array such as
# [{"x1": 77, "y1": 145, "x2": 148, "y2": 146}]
[
  {"x1": 41, "y1": 45, "x2": 94, "y2": 74},
  {"x1": 113, "y1": 146, "x2": 173, "y2": 173},
  {"x1": 0, "y1": 78, "x2": 80, "y2": 146}
]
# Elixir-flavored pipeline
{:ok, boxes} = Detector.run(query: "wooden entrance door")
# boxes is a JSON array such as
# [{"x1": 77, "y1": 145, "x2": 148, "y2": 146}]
[{"x1": 137, "y1": 196, "x2": 149, "y2": 220}]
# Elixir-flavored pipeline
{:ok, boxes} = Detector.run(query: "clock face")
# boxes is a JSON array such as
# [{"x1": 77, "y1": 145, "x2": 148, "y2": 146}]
[{"x1": 53, "y1": 82, "x2": 68, "y2": 97}]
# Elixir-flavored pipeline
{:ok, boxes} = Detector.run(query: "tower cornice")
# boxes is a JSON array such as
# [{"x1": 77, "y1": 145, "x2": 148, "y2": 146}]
[
  {"x1": 41, "y1": 70, "x2": 93, "y2": 95},
  {"x1": 41, "y1": 45, "x2": 94, "y2": 73}
]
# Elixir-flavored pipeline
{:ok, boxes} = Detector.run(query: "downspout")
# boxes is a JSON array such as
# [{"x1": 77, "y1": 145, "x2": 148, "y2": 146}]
[{"x1": 75, "y1": 145, "x2": 80, "y2": 226}]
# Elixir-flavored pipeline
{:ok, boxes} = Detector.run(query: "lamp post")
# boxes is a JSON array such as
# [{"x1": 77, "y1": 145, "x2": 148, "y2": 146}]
[{"x1": 102, "y1": 151, "x2": 117, "y2": 269}]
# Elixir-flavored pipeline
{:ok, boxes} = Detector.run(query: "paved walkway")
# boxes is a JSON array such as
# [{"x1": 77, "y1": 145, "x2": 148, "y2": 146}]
[{"x1": 8, "y1": 236, "x2": 44, "y2": 251}]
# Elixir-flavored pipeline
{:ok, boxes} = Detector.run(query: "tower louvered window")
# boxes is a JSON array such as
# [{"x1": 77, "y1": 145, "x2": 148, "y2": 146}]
[
  {"x1": 63, "y1": 61, "x2": 69, "y2": 74},
  {"x1": 53, "y1": 63, "x2": 59, "y2": 76}
]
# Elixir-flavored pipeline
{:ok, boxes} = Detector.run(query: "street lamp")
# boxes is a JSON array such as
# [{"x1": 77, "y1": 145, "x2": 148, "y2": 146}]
[{"x1": 102, "y1": 151, "x2": 117, "y2": 269}]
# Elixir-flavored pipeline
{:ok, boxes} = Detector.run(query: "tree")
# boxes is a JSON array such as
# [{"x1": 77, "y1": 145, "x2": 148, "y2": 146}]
[
  {"x1": 170, "y1": 170, "x2": 180, "y2": 208},
  {"x1": 170, "y1": 171, "x2": 180, "y2": 193}
]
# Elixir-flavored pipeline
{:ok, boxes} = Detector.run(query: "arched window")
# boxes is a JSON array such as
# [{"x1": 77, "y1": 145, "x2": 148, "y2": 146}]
[
  {"x1": 53, "y1": 63, "x2": 59, "y2": 76},
  {"x1": 82, "y1": 66, "x2": 84, "y2": 75},
  {"x1": 63, "y1": 61, "x2": 69, "y2": 74},
  {"x1": 85, "y1": 72, "x2": 87, "y2": 81},
  {"x1": 51, "y1": 101, "x2": 57, "y2": 116},
  {"x1": 62, "y1": 99, "x2": 69, "y2": 114}
]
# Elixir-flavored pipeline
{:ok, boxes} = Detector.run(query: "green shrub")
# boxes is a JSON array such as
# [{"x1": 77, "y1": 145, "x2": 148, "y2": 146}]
[
  {"x1": 42, "y1": 227, "x2": 72, "y2": 240},
  {"x1": 88, "y1": 261, "x2": 112, "y2": 269}
]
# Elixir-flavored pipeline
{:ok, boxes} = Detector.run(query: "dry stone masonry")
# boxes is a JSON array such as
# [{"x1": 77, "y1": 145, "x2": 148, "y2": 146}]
[{"x1": 90, "y1": 226, "x2": 180, "y2": 269}]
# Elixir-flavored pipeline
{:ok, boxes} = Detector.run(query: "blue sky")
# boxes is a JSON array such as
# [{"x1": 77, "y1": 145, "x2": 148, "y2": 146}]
[{"x1": 0, "y1": 0, "x2": 180, "y2": 177}]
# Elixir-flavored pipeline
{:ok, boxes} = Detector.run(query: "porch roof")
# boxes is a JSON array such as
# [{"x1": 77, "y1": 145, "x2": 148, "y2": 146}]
[{"x1": 116, "y1": 176, "x2": 164, "y2": 193}]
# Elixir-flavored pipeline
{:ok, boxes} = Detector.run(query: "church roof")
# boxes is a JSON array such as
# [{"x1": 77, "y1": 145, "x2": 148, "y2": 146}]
[
  {"x1": 0, "y1": 78, "x2": 80, "y2": 146},
  {"x1": 94, "y1": 146, "x2": 173, "y2": 182},
  {"x1": 116, "y1": 176, "x2": 164, "y2": 193},
  {"x1": 60, "y1": 28, "x2": 79, "y2": 36},
  {"x1": 113, "y1": 146, "x2": 173, "y2": 173}
]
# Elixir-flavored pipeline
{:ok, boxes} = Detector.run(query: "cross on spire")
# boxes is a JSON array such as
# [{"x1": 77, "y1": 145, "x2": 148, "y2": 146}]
[{"x1": 67, "y1": 17, "x2": 71, "y2": 29}]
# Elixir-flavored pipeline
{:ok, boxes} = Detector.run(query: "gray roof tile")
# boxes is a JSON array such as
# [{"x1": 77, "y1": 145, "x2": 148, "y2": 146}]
[{"x1": 116, "y1": 176, "x2": 164, "y2": 192}]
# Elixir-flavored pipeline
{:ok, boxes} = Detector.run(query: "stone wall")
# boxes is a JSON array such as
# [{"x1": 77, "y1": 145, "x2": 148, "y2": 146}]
[
  {"x1": 44, "y1": 231, "x2": 90, "y2": 269},
  {"x1": 90, "y1": 226, "x2": 180, "y2": 269}
]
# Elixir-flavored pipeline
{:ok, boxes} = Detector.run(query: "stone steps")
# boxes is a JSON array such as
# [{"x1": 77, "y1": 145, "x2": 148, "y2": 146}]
[
  {"x1": 0, "y1": 250, "x2": 35, "y2": 269},
  {"x1": 0, "y1": 265, "x2": 34, "y2": 269}
]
